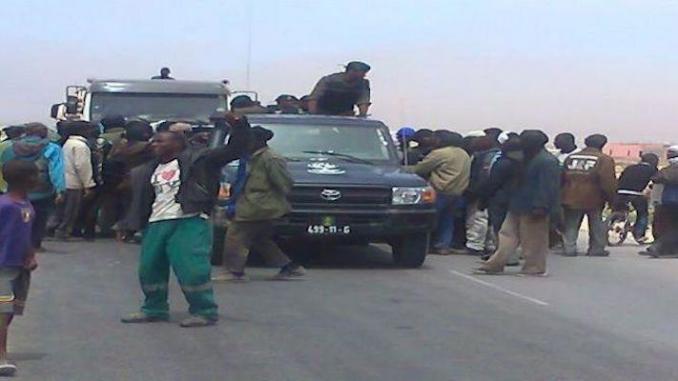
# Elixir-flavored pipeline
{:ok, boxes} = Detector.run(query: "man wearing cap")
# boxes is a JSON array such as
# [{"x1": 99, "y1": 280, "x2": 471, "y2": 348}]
[
  {"x1": 476, "y1": 130, "x2": 561, "y2": 276},
  {"x1": 308, "y1": 61, "x2": 371, "y2": 117},
  {"x1": 274, "y1": 95, "x2": 302, "y2": 114},
  {"x1": 561, "y1": 134, "x2": 617, "y2": 257}
]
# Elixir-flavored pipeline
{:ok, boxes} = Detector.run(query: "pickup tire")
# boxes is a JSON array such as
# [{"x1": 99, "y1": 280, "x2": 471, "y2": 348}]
[{"x1": 391, "y1": 233, "x2": 429, "y2": 268}]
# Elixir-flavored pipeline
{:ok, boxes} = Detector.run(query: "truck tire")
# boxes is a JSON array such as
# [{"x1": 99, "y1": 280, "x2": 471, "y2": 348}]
[{"x1": 392, "y1": 233, "x2": 429, "y2": 268}]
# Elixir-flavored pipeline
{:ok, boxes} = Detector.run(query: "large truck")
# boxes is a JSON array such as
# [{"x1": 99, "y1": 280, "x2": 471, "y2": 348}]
[{"x1": 50, "y1": 79, "x2": 230, "y2": 123}]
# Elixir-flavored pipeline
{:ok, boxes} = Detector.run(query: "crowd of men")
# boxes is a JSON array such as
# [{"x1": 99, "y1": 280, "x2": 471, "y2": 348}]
[
  {"x1": 396, "y1": 126, "x2": 678, "y2": 275},
  {"x1": 1, "y1": 61, "x2": 678, "y2": 375}
]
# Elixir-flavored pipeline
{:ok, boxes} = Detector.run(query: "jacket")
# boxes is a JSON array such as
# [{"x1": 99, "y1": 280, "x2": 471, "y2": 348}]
[
  {"x1": 477, "y1": 153, "x2": 520, "y2": 211},
  {"x1": 509, "y1": 149, "x2": 561, "y2": 217},
  {"x1": 234, "y1": 147, "x2": 293, "y2": 222},
  {"x1": 561, "y1": 147, "x2": 617, "y2": 210},
  {"x1": 63, "y1": 136, "x2": 96, "y2": 190},
  {"x1": 103, "y1": 140, "x2": 155, "y2": 191},
  {"x1": 617, "y1": 162, "x2": 657, "y2": 195},
  {"x1": 411, "y1": 146, "x2": 471, "y2": 196},
  {"x1": 0, "y1": 136, "x2": 66, "y2": 199},
  {"x1": 467, "y1": 147, "x2": 501, "y2": 200},
  {"x1": 122, "y1": 119, "x2": 250, "y2": 231}
]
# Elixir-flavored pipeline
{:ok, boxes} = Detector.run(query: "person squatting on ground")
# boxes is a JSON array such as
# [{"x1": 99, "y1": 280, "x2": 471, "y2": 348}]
[
  {"x1": 0, "y1": 160, "x2": 39, "y2": 377},
  {"x1": 120, "y1": 113, "x2": 250, "y2": 328},
  {"x1": 54, "y1": 121, "x2": 96, "y2": 240},
  {"x1": 643, "y1": 146, "x2": 678, "y2": 257},
  {"x1": 410, "y1": 130, "x2": 471, "y2": 255},
  {"x1": 561, "y1": 134, "x2": 617, "y2": 257},
  {"x1": 213, "y1": 126, "x2": 306, "y2": 282},
  {"x1": 0, "y1": 123, "x2": 65, "y2": 251},
  {"x1": 475, "y1": 130, "x2": 561, "y2": 276},
  {"x1": 613, "y1": 153, "x2": 659, "y2": 243}
]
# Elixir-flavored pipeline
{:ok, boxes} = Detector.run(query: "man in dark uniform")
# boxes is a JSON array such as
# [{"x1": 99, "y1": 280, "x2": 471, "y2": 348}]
[
  {"x1": 308, "y1": 61, "x2": 371, "y2": 117},
  {"x1": 151, "y1": 67, "x2": 174, "y2": 80}
]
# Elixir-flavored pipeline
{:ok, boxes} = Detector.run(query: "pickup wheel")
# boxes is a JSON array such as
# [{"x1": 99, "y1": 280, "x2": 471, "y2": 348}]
[{"x1": 391, "y1": 233, "x2": 429, "y2": 268}]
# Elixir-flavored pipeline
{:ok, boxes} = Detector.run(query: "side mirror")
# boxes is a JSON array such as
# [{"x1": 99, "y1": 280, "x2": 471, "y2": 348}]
[{"x1": 65, "y1": 96, "x2": 78, "y2": 114}]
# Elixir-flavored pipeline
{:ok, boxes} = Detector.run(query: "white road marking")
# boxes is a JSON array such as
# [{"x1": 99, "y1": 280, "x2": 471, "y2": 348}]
[{"x1": 449, "y1": 270, "x2": 549, "y2": 306}]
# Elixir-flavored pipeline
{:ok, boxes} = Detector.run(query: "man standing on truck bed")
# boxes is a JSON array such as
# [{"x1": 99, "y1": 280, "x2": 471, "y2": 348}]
[
  {"x1": 151, "y1": 67, "x2": 174, "y2": 80},
  {"x1": 308, "y1": 61, "x2": 371, "y2": 117}
]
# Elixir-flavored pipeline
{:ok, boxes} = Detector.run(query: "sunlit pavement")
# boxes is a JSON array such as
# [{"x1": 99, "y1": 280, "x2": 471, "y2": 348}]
[{"x1": 10, "y1": 239, "x2": 678, "y2": 381}]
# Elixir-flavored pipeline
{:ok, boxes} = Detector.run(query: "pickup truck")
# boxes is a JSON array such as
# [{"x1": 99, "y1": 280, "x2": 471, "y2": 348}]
[{"x1": 217, "y1": 114, "x2": 436, "y2": 268}]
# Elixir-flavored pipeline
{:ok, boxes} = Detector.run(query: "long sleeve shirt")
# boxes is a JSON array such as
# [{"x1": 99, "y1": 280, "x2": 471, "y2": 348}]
[{"x1": 63, "y1": 136, "x2": 95, "y2": 190}]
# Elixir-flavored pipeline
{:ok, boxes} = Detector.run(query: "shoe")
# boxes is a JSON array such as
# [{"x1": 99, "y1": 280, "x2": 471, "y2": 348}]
[
  {"x1": 0, "y1": 362, "x2": 17, "y2": 377},
  {"x1": 506, "y1": 261, "x2": 520, "y2": 267},
  {"x1": 211, "y1": 272, "x2": 250, "y2": 282},
  {"x1": 480, "y1": 254, "x2": 491, "y2": 261},
  {"x1": 273, "y1": 264, "x2": 307, "y2": 280},
  {"x1": 430, "y1": 247, "x2": 452, "y2": 255},
  {"x1": 561, "y1": 252, "x2": 578, "y2": 257},
  {"x1": 121, "y1": 312, "x2": 169, "y2": 324},
  {"x1": 465, "y1": 248, "x2": 485, "y2": 256},
  {"x1": 635, "y1": 236, "x2": 650, "y2": 244},
  {"x1": 472, "y1": 267, "x2": 504, "y2": 275},
  {"x1": 180, "y1": 315, "x2": 217, "y2": 328},
  {"x1": 587, "y1": 250, "x2": 610, "y2": 257}
]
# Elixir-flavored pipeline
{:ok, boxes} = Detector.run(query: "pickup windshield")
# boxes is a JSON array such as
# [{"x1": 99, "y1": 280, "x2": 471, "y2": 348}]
[
  {"x1": 258, "y1": 123, "x2": 396, "y2": 163},
  {"x1": 90, "y1": 93, "x2": 226, "y2": 122}
]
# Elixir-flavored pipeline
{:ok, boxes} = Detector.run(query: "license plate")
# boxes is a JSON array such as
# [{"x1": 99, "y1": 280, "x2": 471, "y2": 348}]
[
  {"x1": 307, "y1": 225, "x2": 351, "y2": 235},
  {"x1": 307, "y1": 216, "x2": 351, "y2": 235}
]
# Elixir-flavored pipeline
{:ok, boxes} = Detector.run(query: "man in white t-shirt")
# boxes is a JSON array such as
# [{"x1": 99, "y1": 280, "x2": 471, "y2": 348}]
[{"x1": 121, "y1": 114, "x2": 250, "y2": 328}]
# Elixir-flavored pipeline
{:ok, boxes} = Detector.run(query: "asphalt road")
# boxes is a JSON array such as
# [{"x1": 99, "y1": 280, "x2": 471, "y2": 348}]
[{"x1": 9, "y1": 238, "x2": 678, "y2": 381}]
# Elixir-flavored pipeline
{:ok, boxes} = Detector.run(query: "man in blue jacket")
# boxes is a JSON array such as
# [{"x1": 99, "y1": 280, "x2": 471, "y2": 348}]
[
  {"x1": 0, "y1": 123, "x2": 65, "y2": 250},
  {"x1": 475, "y1": 130, "x2": 561, "y2": 276}
]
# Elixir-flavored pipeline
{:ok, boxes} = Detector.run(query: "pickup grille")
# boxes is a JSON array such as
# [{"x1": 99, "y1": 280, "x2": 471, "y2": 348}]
[{"x1": 289, "y1": 186, "x2": 392, "y2": 208}]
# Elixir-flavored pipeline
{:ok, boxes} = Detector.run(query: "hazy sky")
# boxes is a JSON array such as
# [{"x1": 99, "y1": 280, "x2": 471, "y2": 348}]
[{"x1": 2, "y1": 0, "x2": 677, "y2": 142}]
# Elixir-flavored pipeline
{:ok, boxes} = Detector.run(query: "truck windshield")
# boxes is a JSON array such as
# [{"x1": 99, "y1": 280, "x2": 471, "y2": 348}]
[
  {"x1": 259, "y1": 123, "x2": 396, "y2": 163},
  {"x1": 90, "y1": 93, "x2": 225, "y2": 122}
]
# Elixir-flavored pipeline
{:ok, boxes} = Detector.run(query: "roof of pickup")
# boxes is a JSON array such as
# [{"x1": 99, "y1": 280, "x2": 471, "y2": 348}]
[
  {"x1": 88, "y1": 79, "x2": 229, "y2": 95},
  {"x1": 247, "y1": 114, "x2": 388, "y2": 128}
]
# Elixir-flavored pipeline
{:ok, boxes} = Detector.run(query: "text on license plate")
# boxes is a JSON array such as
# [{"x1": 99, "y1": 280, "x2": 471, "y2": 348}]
[{"x1": 307, "y1": 225, "x2": 351, "y2": 235}]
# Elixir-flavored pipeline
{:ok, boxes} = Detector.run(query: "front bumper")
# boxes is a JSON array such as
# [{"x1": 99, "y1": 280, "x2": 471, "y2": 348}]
[{"x1": 273, "y1": 207, "x2": 436, "y2": 241}]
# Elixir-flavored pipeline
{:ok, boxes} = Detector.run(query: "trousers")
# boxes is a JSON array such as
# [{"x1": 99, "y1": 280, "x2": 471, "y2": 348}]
[
  {"x1": 30, "y1": 196, "x2": 54, "y2": 249},
  {"x1": 223, "y1": 220, "x2": 291, "y2": 274},
  {"x1": 433, "y1": 194, "x2": 460, "y2": 249},
  {"x1": 562, "y1": 207, "x2": 606, "y2": 255},
  {"x1": 466, "y1": 201, "x2": 489, "y2": 251},
  {"x1": 139, "y1": 217, "x2": 218, "y2": 319},
  {"x1": 55, "y1": 189, "x2": 83, "y2": 237},
  {"x1": 483, "y1": 212, "x2": 549, "y2": 274}
]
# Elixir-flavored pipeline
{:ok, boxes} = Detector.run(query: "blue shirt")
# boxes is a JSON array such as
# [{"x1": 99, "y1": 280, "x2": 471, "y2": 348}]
[{"x1": 0, "y1": 195, "x2": 34, "y2": 267}]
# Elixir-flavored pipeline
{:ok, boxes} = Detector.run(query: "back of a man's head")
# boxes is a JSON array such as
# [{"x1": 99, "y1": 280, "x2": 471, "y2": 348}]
[
  {"x1": 64, "y1": 121, "x2": 93, "y2": 138},
  {"x1": 3, "y1": 125, "x2": 26, "y2": 140},
  {"x1": 125, "y1": 120, "x2": 153, "y2": 142},
  {"x1": 554, "y1": 133, "x2": 576, "y2": 151},
  {"x1": 230, "y1": 95, "x2": 255, "y2": 109},
  {"x1": 24, "y1": 122, "x2": 49, "y2": 139},
  {"x1": 434, "y1": 130, "x2": 463, "y2": 148},
  {"x1": 640, "y1": 153, "x2": 660, "y2": 168},
  {"x1": 584, "y1": 134, "x2": 608, "y2": 150},
  {"x1": 520, "y1": 130, "x2": 549, "y2": 152}
]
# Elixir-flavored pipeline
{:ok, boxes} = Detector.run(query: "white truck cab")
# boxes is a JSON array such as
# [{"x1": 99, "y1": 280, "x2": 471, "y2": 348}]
[{"x1": 51, "y1": 79, "x2": 230, "y2": 123}]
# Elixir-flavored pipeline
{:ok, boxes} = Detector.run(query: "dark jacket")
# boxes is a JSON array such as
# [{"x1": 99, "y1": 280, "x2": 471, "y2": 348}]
[
  {"x1": 466, "y1": 148, "x2": 501, "y2": 201},
  {"x1": 478, "y1": 153, "x2": 520, "y2": 211},
  {"x1": 617, "y1": 162, "x2": 657, "y2": 195},
  {"x1": 509, "y1": 149, "x2": 561, "y2": 217},
  {"x1": 122, "y1": 120, "x2": 251, "y2": 231},
  {"x1": 561, "y1": 147, "x2": 617, "y2": 210}
]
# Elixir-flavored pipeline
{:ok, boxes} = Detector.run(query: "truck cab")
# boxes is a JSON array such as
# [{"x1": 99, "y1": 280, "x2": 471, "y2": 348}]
[
  {"x1": 219, "y1": 114, "x2": 437, "y2": 268},
  {"x1": 51, "y1": 79, "x2": 229, "y2": 123}
]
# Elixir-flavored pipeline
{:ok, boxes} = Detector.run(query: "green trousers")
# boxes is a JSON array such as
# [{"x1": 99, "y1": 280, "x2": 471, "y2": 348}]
[{"x1": 139, "y1": 217, "x2": 218, "y2": 320}]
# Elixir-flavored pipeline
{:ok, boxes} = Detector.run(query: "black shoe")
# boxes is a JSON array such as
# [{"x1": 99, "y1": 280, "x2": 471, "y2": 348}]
[
  {"x1": 480, "y1": 254, "x2": 491, "y2": 261},
  {"x1": 465, "y1": 248, "x2": 484, "y2": 256}
]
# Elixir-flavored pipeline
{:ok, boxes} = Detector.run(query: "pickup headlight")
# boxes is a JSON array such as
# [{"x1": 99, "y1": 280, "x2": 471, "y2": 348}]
[{"x1": 392, "y1": 187, "x2": 436, "y2": 205}]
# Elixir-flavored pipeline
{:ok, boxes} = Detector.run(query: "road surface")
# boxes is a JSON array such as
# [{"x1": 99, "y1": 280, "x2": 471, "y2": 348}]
[{"x1": 10, "y1": 239, "x2": 678, "y2": 380}]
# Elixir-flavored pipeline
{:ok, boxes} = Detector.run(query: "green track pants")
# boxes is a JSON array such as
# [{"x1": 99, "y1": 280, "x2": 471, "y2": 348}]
[{"x1": 139, "y1": 217, "x2": 218, "y2": 320}]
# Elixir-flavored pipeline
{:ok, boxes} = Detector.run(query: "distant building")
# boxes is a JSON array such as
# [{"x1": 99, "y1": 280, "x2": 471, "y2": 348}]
[{"x1": 605, "y1": 143, "x2": 669, "y2": 169}]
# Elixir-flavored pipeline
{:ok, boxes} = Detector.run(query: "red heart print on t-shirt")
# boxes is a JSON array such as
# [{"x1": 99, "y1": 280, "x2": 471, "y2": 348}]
[{"x1": 161, "y1": 169, "x2": 177, "y2": 181}]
